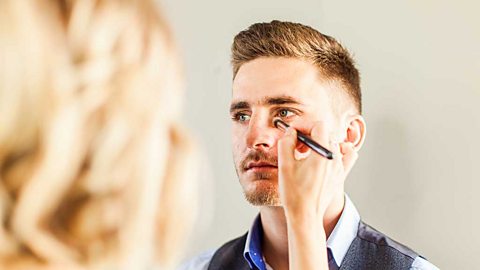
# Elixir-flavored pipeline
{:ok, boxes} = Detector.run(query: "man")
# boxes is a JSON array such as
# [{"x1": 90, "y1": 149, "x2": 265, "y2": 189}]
[{"x1": 182, "y1": 21, "x2": 438, "y2": 270}]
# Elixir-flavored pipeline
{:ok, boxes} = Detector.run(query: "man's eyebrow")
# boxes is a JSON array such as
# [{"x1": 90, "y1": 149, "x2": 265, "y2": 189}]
[
  {"x1": 264, "y1": 96, "x2": 303, "y2": 106},
  {"x1": 229, "y1": 101, "x2": 250, "y2": 113},
  {"x1": 229, "y1": 96, "x2": 303, "y2": 113}
]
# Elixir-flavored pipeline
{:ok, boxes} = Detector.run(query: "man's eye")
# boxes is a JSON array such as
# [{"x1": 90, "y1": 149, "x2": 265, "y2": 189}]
[
  {"x1": 233, "y1": 113, "x2": 250, "y2": 122},
  {"x1": 277, "y1": 109, "x2": 295, "y2": 118},
  {"x1": 239, "y1": 114, "x2": 250, "y2": 121}
]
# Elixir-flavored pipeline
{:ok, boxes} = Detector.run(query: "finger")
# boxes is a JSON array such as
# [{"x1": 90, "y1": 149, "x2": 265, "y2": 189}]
[
  {"x1": 324, "y1": 142, "x2": 343, "y2": 188},
  {"x1": 277, "y1": 127, "x2": 298, "y2": 169},
  {"x1": 330, "y1": 141, "x2": 342, "y2": 165},
  {"x1": 294, "y1": 147, "x2": 311, "y2": 161},
  {"x1": 302, "y1": 140, "x2": 341, "y2": 193},
  {"x1": 305, "y1": 121, "x2": 333, "y2": 164},
  {"x1": 340, "y1": 142, "x2": 358, "y2": 175},
  {"x1": 303, "y1": 135, "x2": 336, "y2": 169}
]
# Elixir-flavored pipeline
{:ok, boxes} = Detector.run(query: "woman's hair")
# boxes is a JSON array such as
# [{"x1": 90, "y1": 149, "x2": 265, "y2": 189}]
[{"x1": 0, "y1": 0, "x2": 197, "y2": 269}]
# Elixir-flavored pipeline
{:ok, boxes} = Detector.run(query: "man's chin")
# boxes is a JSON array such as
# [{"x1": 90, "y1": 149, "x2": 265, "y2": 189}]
[{"x1": 242, "y1": 180, "x2": 281, "y2": 206}]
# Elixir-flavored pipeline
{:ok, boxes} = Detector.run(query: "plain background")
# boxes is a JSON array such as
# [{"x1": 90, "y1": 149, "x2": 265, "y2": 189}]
[{"x1": 161, "y1": 1, "x2": 479, "y2": 269}]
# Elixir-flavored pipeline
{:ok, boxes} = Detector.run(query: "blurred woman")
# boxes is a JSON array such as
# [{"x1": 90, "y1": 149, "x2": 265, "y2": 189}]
[{"x1": 0, "y1": 0, "x2": 197, "y2": 269}]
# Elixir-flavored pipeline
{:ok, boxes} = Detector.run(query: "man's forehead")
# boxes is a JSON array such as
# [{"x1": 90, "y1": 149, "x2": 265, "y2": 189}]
[
  {"x1": 234, "y1": 57, "x2": 318, "y2": 83},
  {"x1": 232, "y1": 75, "x2": 305, "y2": 97},
  {"x1": 231, "y1": 60, "x2": 331, "y2": 102},
  {"x1": 230, "y1": 79, "x2": 333, "y2": 111},
  {"x1": 231, "y1": 74, "x2": 317, "y2": 105}
]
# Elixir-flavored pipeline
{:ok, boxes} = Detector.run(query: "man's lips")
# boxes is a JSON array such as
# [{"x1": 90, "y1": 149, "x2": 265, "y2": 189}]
[{"x1": 244, "y1": 161, "x2": 278, "y2": 172}]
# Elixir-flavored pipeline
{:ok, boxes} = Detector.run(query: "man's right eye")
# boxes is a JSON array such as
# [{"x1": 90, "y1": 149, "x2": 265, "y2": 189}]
[{"x1": 232, "y1": 113, "x2": 251, "y2": 122}]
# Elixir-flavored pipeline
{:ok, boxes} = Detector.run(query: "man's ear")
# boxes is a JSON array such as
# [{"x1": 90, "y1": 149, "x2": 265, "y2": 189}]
[{"x1": 345, "y1": 115, "x2": 366, "y2": 151}]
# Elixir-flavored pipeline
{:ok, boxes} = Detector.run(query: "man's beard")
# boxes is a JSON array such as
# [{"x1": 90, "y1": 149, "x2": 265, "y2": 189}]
[
  {"x1": 236, "y1": 150, "x2": 281, "y2": 206},
  {"x1": 244, "y1": 180, "x2": 280, "y2": 206}
]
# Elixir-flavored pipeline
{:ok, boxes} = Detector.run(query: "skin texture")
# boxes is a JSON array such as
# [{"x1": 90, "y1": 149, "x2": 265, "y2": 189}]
[{"x1": 230, "y1": 57, "x2": 366, "y2": 270}]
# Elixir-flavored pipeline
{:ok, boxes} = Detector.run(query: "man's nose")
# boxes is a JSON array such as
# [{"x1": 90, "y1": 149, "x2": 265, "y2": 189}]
[{"x1": 245, "y1": 117, "x2": 279, "y2": 151}]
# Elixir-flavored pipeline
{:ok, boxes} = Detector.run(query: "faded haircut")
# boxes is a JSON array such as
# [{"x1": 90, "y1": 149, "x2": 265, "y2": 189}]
[{"x1": 231, "y1": 20, "x2": 362, "y2": 114}]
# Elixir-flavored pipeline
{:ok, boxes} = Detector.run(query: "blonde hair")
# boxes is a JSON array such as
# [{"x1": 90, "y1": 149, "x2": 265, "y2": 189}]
[
  {"x1": 231, "y1": 20, "x2": 362, "y2": 113},
  {"x1": 0, "y1": 0, "x2": 197, "y2": 269}
]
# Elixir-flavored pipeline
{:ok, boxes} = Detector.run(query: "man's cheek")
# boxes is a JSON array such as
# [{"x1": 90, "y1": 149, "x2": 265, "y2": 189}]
[
  {"x1": 232, "y1": 148, "x2": 243, "y2": 167},
  {"x1": 232, "y1": 141, "x2": 244, "y2": 155}
]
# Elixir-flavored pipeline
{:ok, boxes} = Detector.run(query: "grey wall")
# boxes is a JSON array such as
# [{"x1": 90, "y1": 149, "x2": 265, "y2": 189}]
[{"x1": 160, "y1": 1, "x2": 480, "y2": 268}]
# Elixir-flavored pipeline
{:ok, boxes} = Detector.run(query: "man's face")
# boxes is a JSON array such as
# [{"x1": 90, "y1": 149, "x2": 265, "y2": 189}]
[{"x1": 231, "y1": 57, "x2": 338, "y2": 206}]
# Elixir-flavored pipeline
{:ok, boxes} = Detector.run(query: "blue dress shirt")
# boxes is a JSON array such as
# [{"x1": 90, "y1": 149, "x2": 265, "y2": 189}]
[{"x1": 180, "y1": 195, "x2": 439, "y2": 270}]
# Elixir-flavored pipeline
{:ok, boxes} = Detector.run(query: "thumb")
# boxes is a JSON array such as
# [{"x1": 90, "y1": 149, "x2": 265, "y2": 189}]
[
  {"x1": 340, "y1": 142, "x2": 358, "y2": 175},
  {"x1": 277, "y1": 127, "x2": 298, "y2": 170}
]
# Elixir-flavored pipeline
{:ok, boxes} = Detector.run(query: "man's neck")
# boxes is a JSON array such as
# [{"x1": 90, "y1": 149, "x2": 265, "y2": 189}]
[{"x1": 259, "y1": 194, "x2": 345, "y2": 270}]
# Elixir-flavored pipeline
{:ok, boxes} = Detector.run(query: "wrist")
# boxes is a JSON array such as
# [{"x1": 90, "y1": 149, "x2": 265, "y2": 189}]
[
  {"x1": 286, "y1": 214, "x2": 327, "y2": 247},
  {"x1": 285, "y1": 208, "x2": 326, "y2": 235}
]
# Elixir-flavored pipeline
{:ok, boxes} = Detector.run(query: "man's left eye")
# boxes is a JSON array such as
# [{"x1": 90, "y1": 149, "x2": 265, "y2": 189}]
[{"x1": 277, "y1": 109, "x2": 295, "y2": 118}]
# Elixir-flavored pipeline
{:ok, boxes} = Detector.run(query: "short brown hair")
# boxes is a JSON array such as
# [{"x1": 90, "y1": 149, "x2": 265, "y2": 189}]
[{"x1": 231, "y1": 20, "x2": 362, "y2": 114}]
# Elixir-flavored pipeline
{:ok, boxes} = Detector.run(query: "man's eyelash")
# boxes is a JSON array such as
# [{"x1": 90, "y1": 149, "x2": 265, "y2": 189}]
[
  {"x1": 231, "y1": 112, "x2": 250, "y2": 121},
  {"x1": 275, "y1": 108, "x2": 300, "y2": 117}
]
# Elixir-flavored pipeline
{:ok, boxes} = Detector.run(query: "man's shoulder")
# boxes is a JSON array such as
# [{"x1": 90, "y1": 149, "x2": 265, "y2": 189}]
[
  {"x1": 355, "y1": 221, "x2": 439, "y2": 270},
  {"x1": 356, "y1": 221, "x2": 419, "y2": 258}
]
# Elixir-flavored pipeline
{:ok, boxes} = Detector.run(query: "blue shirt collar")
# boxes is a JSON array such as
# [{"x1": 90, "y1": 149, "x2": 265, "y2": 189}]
[
  {"x1": 243, "y1": 194, "x2": 360, "y2": 269},
  {"x1": 243, "y1": 214, "x2": 267, "y2": 270}
]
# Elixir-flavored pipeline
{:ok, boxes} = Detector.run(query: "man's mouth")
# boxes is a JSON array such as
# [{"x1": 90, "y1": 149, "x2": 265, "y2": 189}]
[{"x1": 244, "y1": 161, "x2": 278, "y2": 172}]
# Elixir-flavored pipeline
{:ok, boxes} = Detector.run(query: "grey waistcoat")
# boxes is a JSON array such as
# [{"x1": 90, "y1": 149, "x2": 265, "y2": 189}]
[{"x1": 207, "y1": 221, "x2": 420, "y2": 270}]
